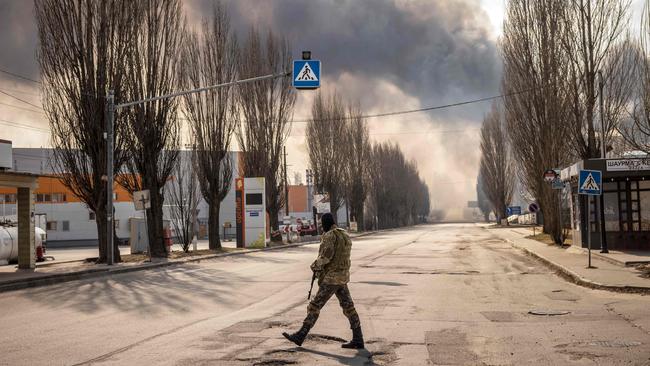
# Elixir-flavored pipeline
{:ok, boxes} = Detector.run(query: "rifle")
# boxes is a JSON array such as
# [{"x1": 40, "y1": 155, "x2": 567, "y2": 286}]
[{"x1": 308, "y1": 271, "x2": 317, "y2": 300}]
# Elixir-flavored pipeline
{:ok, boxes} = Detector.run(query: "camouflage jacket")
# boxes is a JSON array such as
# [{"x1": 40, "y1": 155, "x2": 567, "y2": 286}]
[{"x1": 310, "y1": 225, "x2": 352, "y2": 285}]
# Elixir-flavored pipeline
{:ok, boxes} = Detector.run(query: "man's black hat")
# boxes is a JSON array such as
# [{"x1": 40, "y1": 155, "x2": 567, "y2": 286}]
[{"x1": 321, "y1": 213, "x2": 335, "y2": 232}]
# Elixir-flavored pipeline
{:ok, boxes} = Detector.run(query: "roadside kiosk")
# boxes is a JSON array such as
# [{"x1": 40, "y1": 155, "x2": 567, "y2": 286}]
[
  {"x1": 235, "y1": 177, "x2": 267, "y2": 248},
  {"x1": 562, "y1": 158, "x2": 650, "y2": 251}
]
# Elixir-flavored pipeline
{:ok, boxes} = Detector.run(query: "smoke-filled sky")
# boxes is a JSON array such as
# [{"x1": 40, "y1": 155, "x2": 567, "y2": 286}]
[{"x1": 0, "y1": 0, "x2": 643, "y2": 219}]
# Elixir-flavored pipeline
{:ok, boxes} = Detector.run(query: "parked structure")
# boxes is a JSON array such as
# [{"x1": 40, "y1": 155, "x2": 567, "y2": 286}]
[{"x1": 562, "y1": 158, "x2": 650, "y2": 251}]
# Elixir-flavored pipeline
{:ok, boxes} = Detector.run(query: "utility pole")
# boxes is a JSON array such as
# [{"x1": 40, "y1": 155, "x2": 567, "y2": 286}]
[
  {"x1": 106, "y1": 90, "x2": 115, "y2": 265},
  {"x1": 105, "y1": 72, "x2": 289, "y2": 264},
  {"x1": 598, "y1": 71, "x2": 608, "y2": 253},
  {"x1": 284, "y1": 146, "x2": 289, "y2": 216}
]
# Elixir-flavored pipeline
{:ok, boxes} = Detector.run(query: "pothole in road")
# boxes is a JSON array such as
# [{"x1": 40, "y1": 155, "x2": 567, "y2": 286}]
[
  {"x1": 358, "y1": 281, "x2": 406, "y2": 286},
  {"x1": 309, "y1": 333, "x2": 347, "y2": 343},
  {"x1": 399, "y1": 270, "x2": 480, "y2": 275},
  {"x1": 528, "y1": 309, "x2": 571, "y2": 316},
  {"x1": 589, "y1": 340, "x2": 642, "y2": 348},
  {"x1": 252, "y1": 360, "x2": 297, "y2": 365},
  {"x1": 544, "y1": 290, "x2": 581, "y2": 302}
]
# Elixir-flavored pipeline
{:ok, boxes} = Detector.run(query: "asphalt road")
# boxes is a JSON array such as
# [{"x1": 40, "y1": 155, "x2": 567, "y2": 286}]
[{"x1": 2, "y1": 224, "x2": 650, "y2": 365}]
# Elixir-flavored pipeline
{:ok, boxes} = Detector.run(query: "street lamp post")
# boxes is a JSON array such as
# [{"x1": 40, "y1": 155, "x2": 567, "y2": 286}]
[
  {"x1": 598, "y1": 71, "x2": 608, "y2": 254},
  {"x1": 104, "y1": 72, "x2": 289, "y2": 264}
]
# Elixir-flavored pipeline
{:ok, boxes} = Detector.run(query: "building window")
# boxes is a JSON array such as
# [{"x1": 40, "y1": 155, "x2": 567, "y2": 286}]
[
  {"x1": 36, "y1": 193, "x2": 67, "y2": 203},
  {"x1": 52, "y1": 193, "x2": 66, "y2": 202},
  {"x1": 46, "y1": 221, "x2": 57, "y2": 231},
  {"x1": 89, "y1": 211, "x2": 96, "y2": 220},
  {"x1": 641, "y1": 191, "x2": 650, "y2": 231},
  {"x1": 604, "y1": 192, "x2": 619, "y2": 232},
  {"x1": 62, "y1": 221, "x2": 70, "y2": 231}
]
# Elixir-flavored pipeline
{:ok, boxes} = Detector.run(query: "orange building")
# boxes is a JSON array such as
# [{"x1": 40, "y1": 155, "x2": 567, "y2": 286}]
[
  {"x1": 287, "y1": 185, "x2": 309, "y2": 213},
  {"x1": 0, "y1": 175, "x2": 132, "y2": 204}
]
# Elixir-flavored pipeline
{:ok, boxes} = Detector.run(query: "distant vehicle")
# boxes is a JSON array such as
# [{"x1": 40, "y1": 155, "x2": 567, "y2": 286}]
[{"x1": 296, "y1": 218, "x2": 318, "y2": 236}]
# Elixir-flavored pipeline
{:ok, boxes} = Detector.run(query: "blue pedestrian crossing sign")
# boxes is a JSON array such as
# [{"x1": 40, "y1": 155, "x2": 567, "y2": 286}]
[
  {"x1": 293, "y1": 60, "x2": 320, "y2": 89},
  {"x1": 578, "y1": 169, "x2": 602, "y2": 195}
]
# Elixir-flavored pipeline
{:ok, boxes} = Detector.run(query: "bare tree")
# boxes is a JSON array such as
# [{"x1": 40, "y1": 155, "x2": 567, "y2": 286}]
[
  {"x1": 502, "y1": 0, "x2": 574, "y2": 243},
  {"x1": 342, "y1": 102, "x2": 371, "y2": 231},
  {"x1": 35, "y1": 0, "x2": 139, "y2": 263},
  {"x1": 562, "y1": 0, "x2": 632, "y2": 159},
  {"x1": 367, "y1": 142, "x2": 429, "y2": 229},
  {"x1": 168, "y1": 152, "x2": 200, "y2": 252},
  {"x1": 618, "y1": 2, "x2": 650, "y2": 153},
  {"x1": 476, "y1": 172, "x2": 492, "y2": 222},
  {"x1": 479, "y1": 102, "x2": 515, "y2": 223},
  {"x1": 181, "y1": 2, "x2": 237, "y2": 250},
  {"x1": 236, "y1": 28, "x2": 295, "y2": 232},
  {"x1": 307, "y1": 91, "x2": 347, "y2": 218},
  {"x1": 118, "y1": 0, "x2": 184, "y2": 257}
]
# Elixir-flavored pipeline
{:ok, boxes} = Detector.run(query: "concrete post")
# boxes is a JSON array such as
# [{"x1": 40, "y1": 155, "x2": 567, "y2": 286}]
[{"x1": 17, "y1": 187, "x2": 35, "y2": 269}]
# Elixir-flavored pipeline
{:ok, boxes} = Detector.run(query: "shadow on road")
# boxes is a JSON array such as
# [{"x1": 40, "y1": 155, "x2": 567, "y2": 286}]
[
  {"x1": 18, "y1": 263, "x2": 244, "y2": 315},
  {"x1": 299, "y1": 347, "x2": 372, "y2": 365}
]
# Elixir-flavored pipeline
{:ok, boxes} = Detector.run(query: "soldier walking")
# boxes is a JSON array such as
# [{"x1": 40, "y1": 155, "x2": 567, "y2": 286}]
[{"x1": 282, "y1": 213, "x2": 364, "y2": 349}]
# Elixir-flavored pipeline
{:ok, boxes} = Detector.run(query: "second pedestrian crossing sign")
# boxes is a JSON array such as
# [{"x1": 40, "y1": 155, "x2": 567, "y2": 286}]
[
  {"x1": 293, "y1": 60, "x2": 320, "y2": 89},
  {"x1": 578, "y1": 169, "x2": 602, "y2": 195}
]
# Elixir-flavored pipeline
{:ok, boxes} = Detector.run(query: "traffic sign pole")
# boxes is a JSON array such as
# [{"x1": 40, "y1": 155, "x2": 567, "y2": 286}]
[
  {"x1": 587, "y1": 196, "x2": 593, "y2": 268},
  {"x1": 577, "y1": 169, "x2": 601, "y2": 269}
]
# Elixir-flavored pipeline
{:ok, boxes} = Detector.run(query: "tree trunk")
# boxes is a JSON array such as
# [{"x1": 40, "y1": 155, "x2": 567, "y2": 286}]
[
  {"x1": 95, "y1": 209, "x2": 108, "y2": 263},
  {"x1": 356, "y1": 204, "x2": 365, "y2": 231},
  {"x1": 329, "y1": 190, "x2": 340, "y2": 221},
  {"x1": 94, "y1": 208, "x2": 121, "y2": 263},
  {"x1": 208, "y1": 201, "x2": 222, "y2": 250},
  {"x1": 269, "y1": 206, "x2": 279, "y2": 232},
  {"x1": 113, "y1": 226, "x2": 122, "y2": 262},
  {"x1": 147, "y1": 187, "x2": 167, "y2": 257}
]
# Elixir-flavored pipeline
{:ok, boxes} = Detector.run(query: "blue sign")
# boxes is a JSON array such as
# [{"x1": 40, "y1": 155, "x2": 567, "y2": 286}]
[
  {"x1": 249, "y1": 211, "x2": 260, "y2": 217},
  {"x1": 506, "y1": 206, "x2": 522, "y2": 216},
  {"x1": 578, "y1": 169, "x2": 602, "y2": 195},
  {"x1": 293, "y1": 60, "x2": 321, "y2": 89}
]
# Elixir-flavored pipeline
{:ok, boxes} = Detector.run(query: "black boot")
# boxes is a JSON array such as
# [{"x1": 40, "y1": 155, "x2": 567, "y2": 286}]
[
  {"x1": 342, "y1": 327, "x2": 364, "y2": 349},
  {"x1": 282, "y1": 325, "x2": 310, "y2": 346}
]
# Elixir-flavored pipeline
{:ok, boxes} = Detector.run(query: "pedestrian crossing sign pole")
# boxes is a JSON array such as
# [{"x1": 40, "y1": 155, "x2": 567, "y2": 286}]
[
  {"x1": 578, "y1": 169, "x2": 602, "y2": 269},
  {"x1": 293, "y1": 59, "x2": 320, "y2": 90}
]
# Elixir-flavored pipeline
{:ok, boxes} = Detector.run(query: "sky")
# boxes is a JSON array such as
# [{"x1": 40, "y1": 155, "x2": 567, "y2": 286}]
[{"x1": 0, "y1": 0, "x2": 644, "y2": 220}]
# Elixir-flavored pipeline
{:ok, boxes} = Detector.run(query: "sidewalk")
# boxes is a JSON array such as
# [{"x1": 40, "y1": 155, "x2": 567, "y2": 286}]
[
  {"x1": 0, "y1": 231, "x2": 373, "y2": 293},
  {"x1": 487, "y1": 226, "x2": 650, "y2": 293}
]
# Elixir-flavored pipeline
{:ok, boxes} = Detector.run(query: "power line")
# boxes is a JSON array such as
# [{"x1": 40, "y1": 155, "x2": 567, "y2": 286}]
[
  {"x1": 0, "y1": 119, "x2": 49, "y2": 133},
  {"x1": 0, "y1": 68, "x2": 41, "y2": 84},
  {"x1": 0, "y1": 101, "x2": 45, "y2": 114},
  {"x1": 0, "y1": 87, "x2": 41, "y2": 97},
  {"x1": 0, "y1": 89, "x2": 43, "y2": 110},
  {"x1": 290, "y1": 87, "x2": 534, "y2": 124},
  {"x1": 288, "y1": 127, "x2": 480, "y2": 138}
]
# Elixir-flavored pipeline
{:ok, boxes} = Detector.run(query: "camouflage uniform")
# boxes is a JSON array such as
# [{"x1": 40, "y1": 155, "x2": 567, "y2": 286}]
[{"x1": 303, "y1": 225, "x2": 361, "y2": 329}]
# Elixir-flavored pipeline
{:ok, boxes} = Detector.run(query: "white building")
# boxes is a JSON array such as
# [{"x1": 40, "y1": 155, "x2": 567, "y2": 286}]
[{"x1": 1, "y1": 148, "x2": 241, "y2": 247}]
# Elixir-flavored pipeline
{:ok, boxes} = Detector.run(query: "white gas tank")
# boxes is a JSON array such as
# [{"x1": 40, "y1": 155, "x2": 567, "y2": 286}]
[{"x1": 0, "y1": 225, "x2": 44, "y2": 265}]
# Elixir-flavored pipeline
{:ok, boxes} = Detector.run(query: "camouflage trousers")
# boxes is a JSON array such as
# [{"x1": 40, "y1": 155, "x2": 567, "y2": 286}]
[{"x1": 303, "y1": 283, "x2": 361, "y2": 329}]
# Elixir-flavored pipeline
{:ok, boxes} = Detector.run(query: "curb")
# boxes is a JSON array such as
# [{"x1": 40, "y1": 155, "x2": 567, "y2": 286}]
[
  {"x1": 576, "y1": 248, "x2": 650, "y2": 268},
  {"x1": 502, "y1": 237, "x2": 650, "y2": 295},
  {"x1": 0, "y1": 230, "x2": 379, "y2": 294}
]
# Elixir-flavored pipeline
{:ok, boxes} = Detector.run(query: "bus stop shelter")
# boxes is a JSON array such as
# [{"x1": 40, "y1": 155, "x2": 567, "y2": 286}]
[
  {"x1": 562, "y1": 158, "x2": 650, "y2": 251},
  {"x1": 0, "y1": 171, "x2": 39, "y2": 269}
]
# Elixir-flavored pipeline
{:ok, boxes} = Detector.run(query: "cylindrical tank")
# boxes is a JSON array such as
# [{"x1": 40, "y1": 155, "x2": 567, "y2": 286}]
[{"x1": 0, "y1": 225, "x2": 45, "y2": 265}]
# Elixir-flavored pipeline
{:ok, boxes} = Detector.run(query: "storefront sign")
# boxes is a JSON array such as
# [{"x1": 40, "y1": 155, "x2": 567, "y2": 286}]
[{"x1": 606, "y1": 159, "x2": 650, "y2": 171}]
